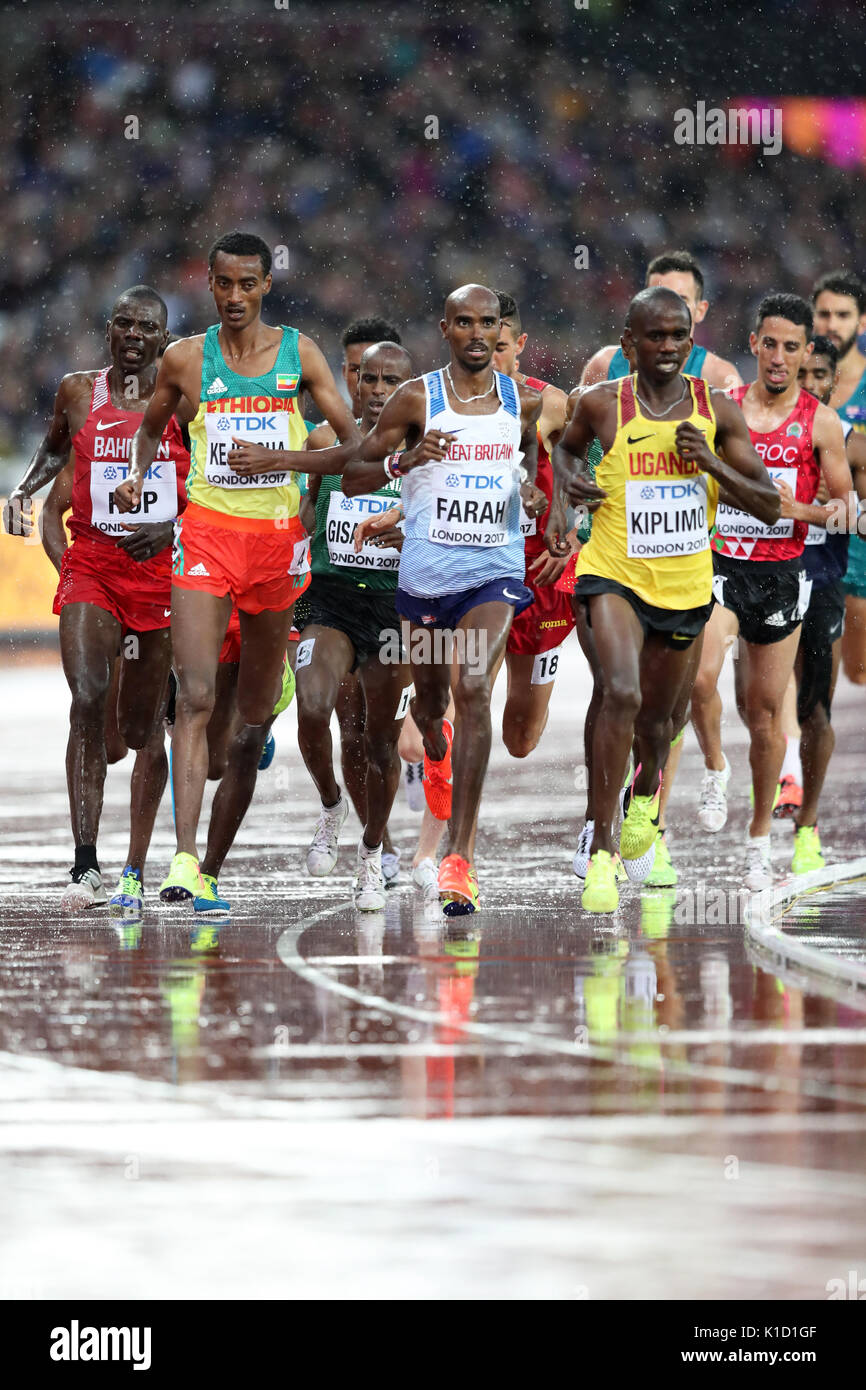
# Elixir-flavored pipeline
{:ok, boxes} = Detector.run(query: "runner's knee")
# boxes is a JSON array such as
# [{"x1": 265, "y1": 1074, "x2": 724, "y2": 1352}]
[{"x1": 176, "y1": 676, "x2": 217, "y2": 724}]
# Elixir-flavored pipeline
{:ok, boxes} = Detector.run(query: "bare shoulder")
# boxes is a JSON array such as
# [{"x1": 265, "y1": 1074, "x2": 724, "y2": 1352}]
[
  {"x1": 703, "y1": 351, "x2": 742, "y2": 390},
  {"x1": 580, "y1": 344, "x2": 618, "y2": 386},
  {"x1": 517, "y1": 380, "x2": 544, "y2": 419},
  {"x1": 58, "y1": 369, "x2": 101, "y2": 402},
  {"x1": 306, "y1": 423, "x2": 337, "y2": 450},
  {"x1": 577, "y1": 378, "x2": 619, "y2": 420},
  {"x1": 814, "y1": 399, "x2": 845, "y2": 433}
]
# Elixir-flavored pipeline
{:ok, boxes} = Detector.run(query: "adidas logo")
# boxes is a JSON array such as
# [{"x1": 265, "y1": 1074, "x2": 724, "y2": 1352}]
[
  {"x1": 188, "y1": 562, "x2": 210, "y2": 576},
  {"x1": 207, "y1": 378, "x2": 227, "y2": 395},
  {"x1": 765, "y1": 610, "x2": 786, "y2": 627}
]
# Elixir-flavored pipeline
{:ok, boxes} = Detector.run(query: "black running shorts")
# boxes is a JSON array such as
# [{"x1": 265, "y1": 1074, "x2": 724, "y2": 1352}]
[
  {"x1": 298, "y1": 575, "x2": 401, "y2": 670},
  {"x1": 797, "y1": 579, "x2": 845, "y2": 722},
  {"x1": 712, "y1": 552, "x2": 807, "y2": 646},
  {"x1": 574, "y1": 574, "x2": 713, "y2": 649}
]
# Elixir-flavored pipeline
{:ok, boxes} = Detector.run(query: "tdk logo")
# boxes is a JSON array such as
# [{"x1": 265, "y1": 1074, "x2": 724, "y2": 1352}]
[
  {"x1": 651, "y1": 481, "x2": 700, "y2": 500},
  {"x1": 354, "y1": 496, "x2": 394, "y2": 514},
  {"x1": 50, "y1": 1320, "x2": 152, "y2": 1370},
  {"x1": 447, "y1": 474, "x2": 504, "y2": 490},
  {"x1": 220, "y1": 416, "x2": 277, "y2": 431}
]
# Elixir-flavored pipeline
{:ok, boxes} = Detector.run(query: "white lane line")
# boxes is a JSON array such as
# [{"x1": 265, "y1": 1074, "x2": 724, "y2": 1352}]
[
  {"x1": 276, "y1": 906, "x2": 866, "y2": 1107},
  {"x1": 747, "y1": 857, "x2": 866, "y2": 990}
]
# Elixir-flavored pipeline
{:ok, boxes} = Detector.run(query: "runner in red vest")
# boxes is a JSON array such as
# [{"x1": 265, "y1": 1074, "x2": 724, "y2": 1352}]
[{"x1": 690, "y1": 293, "x2": 851, "y2": 890}]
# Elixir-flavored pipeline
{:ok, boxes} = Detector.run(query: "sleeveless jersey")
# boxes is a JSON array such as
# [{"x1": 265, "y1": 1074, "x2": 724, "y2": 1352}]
[
  {"x1": 837, "y1": 365, "x2": 866, "y2": 431},
  {"x1": 186, "y1": 324, "x2": 307, "y2": 523},
  {"x1": 399, "y1": 369, "x2": 524, "y2": 598},
  {"x1": 310, "y1": 471, "x2": 402, "y2": 591},
  {"x1": 519, "y1": 374, "x2": 555, "y2": 558},
  {"x1": 803, "y1": 419, "x2": 851, "y2": 588},
  {"x1": 69, "y1": 368, "x2": 189, "y2": 544},
  {"x1": 576, "y1": 374, "x2": 719, "y2": 610},
  {"x1": 608, "y1": 343, "x2": 707, "y2": 381},
  {"x1": 712, "y1": 385, "x2": 819, "y2": 562}
]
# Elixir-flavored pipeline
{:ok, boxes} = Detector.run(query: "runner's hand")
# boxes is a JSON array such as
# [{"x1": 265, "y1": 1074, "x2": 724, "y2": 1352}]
[
  {"x1": 112, "y1": 478, "x2": 140, "y2": 513},
  {"x1": 520, "y1": 481, "x2": 547, "y2": 519},
  {"x1": 2, "y1": 492, "x2": 33, "y2": 537},
  {"x1": 775, "y1": 478, "x2": 795, "y2": 518},
  {"x1": 674, "y1": 421, "x2": 714, "y2": 471},
  {"x1": 528, "y1": 527, "x2": 578, "y2": 585},
  {"x1": 397, "y1": 431, "x2": 458, "y2": 473},
  {"x1": 544, "y1": 501, "x2": 573, "y2": 557},
  {"x1": 354, "y1": 507, "x2": 403, "y2": 550},
  {"x1": 116, "y1": 522, "x2": 174, "y2": 562},
  {"x1": 228, "y1": 438, "x2": 298, "y2": 476},
  {"x1": 560, "y1": 467, "x2": 606, "y2": 509}
]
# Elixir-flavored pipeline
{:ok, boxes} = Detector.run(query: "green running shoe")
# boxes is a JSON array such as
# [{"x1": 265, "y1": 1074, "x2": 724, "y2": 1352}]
[
  {"x1": 272, "y1": 654, "x2": 295, "y2": 717},
  {"x1": 109, "y1": 865, "x2": 144, "y2": 917},
  {"x1": 194, "y1": 872, "x2": 231, "y2": 917},
  {"x1": 791, "y1": 824, "x2": 825, "y2": 875},
  {"x1": 582, "y1": 850, "x2": 619, "y2": 914},
  {"x1": 620, "y1": 784, "x2": 661, "y2": 861},
  {"x1": 643, "y1": 830, "x2": 678, "y2": 887},
  {"x1": 159, "y1": 851, "x2": 204, "y2": 903}
]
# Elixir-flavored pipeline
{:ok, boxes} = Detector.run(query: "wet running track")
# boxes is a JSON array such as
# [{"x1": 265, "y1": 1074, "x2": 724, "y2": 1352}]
[{"x1": 2, "y1": 643, "x2": 866, "y2": 1300}]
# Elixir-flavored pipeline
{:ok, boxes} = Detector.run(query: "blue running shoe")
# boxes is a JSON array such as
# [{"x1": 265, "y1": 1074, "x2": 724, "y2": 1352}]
[
  {"x1": 109, "y1": 866, "x2": 143, "y2": 917},
  {"x1": 258, "y1": 732, "x2": 276, "y2": 771},
  {"x1": 193, "y1": 872, "x2": 231, "y2": 917}
]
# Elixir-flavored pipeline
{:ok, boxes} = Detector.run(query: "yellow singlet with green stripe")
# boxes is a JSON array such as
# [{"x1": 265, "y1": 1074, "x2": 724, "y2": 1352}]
[
  {"x1": 576, "y1": 373, "x2": 719, "y2": 609},
  {"x1": 186, "y1": 324, "x2": 307, "y2": 523}
]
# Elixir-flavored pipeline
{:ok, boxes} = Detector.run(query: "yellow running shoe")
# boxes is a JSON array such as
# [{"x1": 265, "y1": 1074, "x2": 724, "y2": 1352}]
[
  {"x1": 620, "y1": 784, "x2": 661, "y2": 861},
  {"x1": 159, "y1": 851, "x2": 204, "y2": 903},
  {"x1": 643, "y1": 830, "x2": 678, "y2": 887},
  {"x1": 272, "y1": 653, "x2": 295, "y2": 717},
  {"x1": 581, "y1": 850, "x2": 619, "y2": 913},
  {"x1": 791, "y1": 824, "x2": 825, "y2": 875}
]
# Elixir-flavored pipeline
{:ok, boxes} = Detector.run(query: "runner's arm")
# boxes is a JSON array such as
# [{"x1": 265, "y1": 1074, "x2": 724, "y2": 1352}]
[
  {"x1": 782, "y1": 402, "x2": 857, "y2": 529},
  {"x1": 545, "y1": 389, "x2": 608, "y2": 556},
  {"x1": 702, "y1": 352, "x2": 743, "y2": 392},
  {"x1": 40, "y1": 460, "x2": 74, "y2": 573},
  {"x1": 579, "y1": 345, "x2": 616, "y2": 387},
  {"x1": 2, "y1": 376, "x2": 78, "y2": 535},
  {"x1": 847, "y1": 429, "x2": 866, "y2": 509},
  {"x1": 538, "y1": 383, "x2": 568, "y2": 455},
  {"x1": 116, "y1": 342, "x2": 188, "y2": 511},
  {"x1": 299, "y1": 472, "x2": 321, "y2": 533},
  {"x1": 341, "y1": 380, "x2": 452, "y2": 495},
  {"x1": 683, "y1": 394, "x2": 780, "y2": 525}
]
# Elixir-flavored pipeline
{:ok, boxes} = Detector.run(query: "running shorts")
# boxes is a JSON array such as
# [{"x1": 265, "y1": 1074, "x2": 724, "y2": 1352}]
[
  {"x1": 507, "y1": 570, "x2": 576, "y2": 656},
  {"x1": 219, "y1": 606, "x2": 241, "y2": 664},
  {"x1": 574, "y1": 574, "x2": 712, "y2": 649},
  {"x1": 712, "y1": 552, "x2": 807, "y2": 646},
  {"x1": 843, "y1": 536, "x2": 866, "y2": 600},
  {"x1": 797, "y1": 579, "x2": 845, "y2": 722},
  {"x1": 396, "y1": 576, "x2": 533, "y2": 630},
  {"x1": 299, "y1": 575, "x2": 401, "y2": 670},
  {"x1": 53, "y1": 533, "x2": 172, "y2": 632},
  {"x1": 172, "y1": 502, "x2": 311, "y2": 614}
]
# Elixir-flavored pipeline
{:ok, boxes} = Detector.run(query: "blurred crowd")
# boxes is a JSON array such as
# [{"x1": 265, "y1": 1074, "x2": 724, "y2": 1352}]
[{"x1": 0, "y1": 0, "x2": 864, "y2": 481}]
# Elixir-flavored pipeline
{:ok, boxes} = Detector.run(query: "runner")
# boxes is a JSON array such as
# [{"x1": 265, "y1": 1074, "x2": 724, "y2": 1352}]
[
  {"x1": 296, "y1": 340, "x2": 413, "y2": 910},
  {"x1": 792, "y1": 335, "x2": 866, "y2": 870},
  {"x1": 115, "y1": 231, "x2": 361, "y2": 913},
  {"x1": 690, "y1": 293, "x2": 851, "y2": 889},
  {"x1": 545, "y1": 286, "x2": 780, "y2": 913},
  {"x1": 2, "y1": 287, "x2": 190, "y2": 912},
  {"x1": 492, "y1": 292, "x2": 575, "y2": 756},
  {"x1": 342, "y1": 283, "x2": 547, "y2": 913},
  {"x1": 810, "y1": 270, "x2": 866, "y2": 684}
]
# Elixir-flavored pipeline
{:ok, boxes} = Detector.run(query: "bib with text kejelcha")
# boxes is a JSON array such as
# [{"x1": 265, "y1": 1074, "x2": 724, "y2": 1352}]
[
  {"x1": 625, "y1": 475, "x2": 710, "y2": 559},
  {"x1": 89, "y1": 451, "x2": 178, "y2": 535},
  {"x1": 428, "y1": 460, "x2": 517, "y2": 548},
  {"x1": 325, "y1": 491, "x2": 401, "y2": 571},
  {"x1": 715, "y1": 466, "x2": 796, "y2": 540},
  {"x1": 203, "y1": 410, "x2": 293, "y2": 490}
]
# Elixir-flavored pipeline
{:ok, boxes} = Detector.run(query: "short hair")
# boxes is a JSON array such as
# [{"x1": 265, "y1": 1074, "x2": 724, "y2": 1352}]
[
  {"x1": 625, "y1": 285, "x2": 692, "y2": 330},
  {"x1": 811, "y1": 269, "x2": 866, "y2": 316},
  {"x1": 208, "y1": 231, "x2": 272, "y2": 277},
  {"x1": 754, "y1": 293, "x2": 813, "y2": 337},
  {"x1": 111, "y1": 285, "x2": 168, "y2": 325},
  {"x1": 808, "y1": 334, "x2": 839, "y2": 372},
  {"x1": 342, "y1": 317, "x2": 402, "y2": 349},
  {"x1": 496, "y1": 291, "x2": 521, "y2": 336},
  {"x1": 360, "y1": 341, "x2": 413, "y2": 374},
  {"x1": 646, "y1": 251, "x2": 705, "y2": 298}
]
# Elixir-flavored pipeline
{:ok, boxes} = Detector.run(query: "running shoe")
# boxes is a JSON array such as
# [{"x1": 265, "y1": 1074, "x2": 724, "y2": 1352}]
[
  {"x1": 272, "y1": 654, "x2": 295, "y2": 717},
  {"x1": 622, "y1": 836, "x2": 657, "y2": 883},
  {"x1": 619, "y1": 780, "x2": 661, "y2": 861},
  {"x1": 403, "y1": 760, "x2": 426, "y2": 813},
  {"x1": 744, "y1": 836, "x2": 773, "y2": 892},
  {"x1": 159, "y1": 851, "x2": 204, "y2": 903},
  {"x1": 382, "y1": 847, "x2": 401, "y2": 888},
  {"x1": 791, "y1": 824, "x2": 825, "y2": 875},
  {"x1": 412, "y1": 857, "x2": 439, "y2": 899},
  {"x1": 423, "y1": 718, "x2": 454, "y2": 821},
  {"x1": 193, "y1": 872, "x2": 231, "y2": 916},
  {"x1": 354, "y1": 842, "x2": 386, "y2": 912},
  {"x1": 572, "y1": 819, "x2": 595, "y2": 879},
  {"x1": 581, "y1": 850, "x2": 619, "y2": 914},
  {"x1": 258, "y1": 732, "x2": 276, "y2": 771},
  {"x1": 643, "y1": 830, "x2": 678, "y2": 887},
  {"x1": 697, "y1": 754, "x2": 730, "y2": 832},
  {"x1": 109, "y1": 865, "x2": 143, "y2": 917},
  {"x1": 306, "y1": 796, "x2": 349, "y2": 876},
  {"x1": 773, "y1": 774, "x2": 803, "y2": 821},
  {"x1": 439, "y1": 853, "x2": 479, "y2": 916},
  {"x1": 60, "y1": 866, "x2": 108, "y2": 911}
]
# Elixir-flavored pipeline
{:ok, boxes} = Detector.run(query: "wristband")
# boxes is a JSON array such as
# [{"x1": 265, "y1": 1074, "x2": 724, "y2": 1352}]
[{"x1": 384, "y1": 452, "x2": 403, "y2": 479}]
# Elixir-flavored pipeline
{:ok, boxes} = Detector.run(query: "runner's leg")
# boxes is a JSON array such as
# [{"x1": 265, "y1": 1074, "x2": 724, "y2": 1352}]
[{"x1": 171, "y1": 587, "x2": 232, "y2": 858}]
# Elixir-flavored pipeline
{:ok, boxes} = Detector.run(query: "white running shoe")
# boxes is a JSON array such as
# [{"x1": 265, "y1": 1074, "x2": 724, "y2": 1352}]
[
  {"x1": 412, "y1": 857, "x2": 439, "y2": 899},
  {"x1": 61, "y1": 866, "x2": 108, "y2": 911},
  {"x1": 382, "y1": 847, "x2": 401, "y2": 888},
  {"x1": 698, "y1": 754, "x2": 731, "y2": 832},
  {"x1": 306, "y1": 796, "x2": 349, "y2": 876},
  {"x1": 744, "y1": 836, "x2": 773, "y2": 892},
  {"x1": 572, "y1": 820, "x2": 595, "y2": 879},
  {"x1": 403, "y1": 760, "x2": 425, "y2": 813},
  {"x1": 354, "y1": 841, "x2": 386, "y2": 912},
  {"x1": 622, "y1": 838, "x2": 657, "y2": 883}
]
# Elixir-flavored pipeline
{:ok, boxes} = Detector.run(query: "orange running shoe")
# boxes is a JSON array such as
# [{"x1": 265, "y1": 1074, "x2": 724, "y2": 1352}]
[
  {"x1": 773, "y1": 774, "x2": 803, "y2": 820},
  {"x1": 438, "y1": 853, "x2": 479, "y2": 915},
  {"x1": 423, "y1": 718, "x2": 454, "y2": 820}
]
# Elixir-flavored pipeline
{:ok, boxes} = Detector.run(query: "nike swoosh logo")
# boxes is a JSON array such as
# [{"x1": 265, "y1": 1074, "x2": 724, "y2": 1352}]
[
  {"x1": 627, "y1": 434, "x2": 653, "y2": 444},
  {"x1": 96, "y1": 420, "x2": 122, "y2": 431},
  {"x1": 503, "y1": 588, "x2": 522, "y2": 600},
  {"x1": 163, "y1": 609, "x2": 172, "y2": 618}
]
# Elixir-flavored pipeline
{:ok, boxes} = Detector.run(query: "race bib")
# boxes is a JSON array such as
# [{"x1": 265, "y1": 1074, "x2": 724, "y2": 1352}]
[
  {"x1": 715, "y1": 467, "x2": 796, "y2": 540},
  {"x1": 203, "y1": 412, "x2": 293, "y2": 490},
  {"x1": 326, "y1": 491, "x2": 400, "y2": 571},
  {"x1": 804, "y1": 523, "x2": 826, "y2": 547},
  {"x1": 519, "y1": 501, "x2": 536, "y2": 538},
  {"x1": 290, "y1": 536, "x2": 310, "y2": 576},
  {"x1": 428, "y1": 462, "x2": 516, "y2": 548},
  {"x1": 90, "y1": 458, "x2": 178, "y2": 535},
  {"x1": 625, "y1": 476, "x2": 709, "y2": 559}
]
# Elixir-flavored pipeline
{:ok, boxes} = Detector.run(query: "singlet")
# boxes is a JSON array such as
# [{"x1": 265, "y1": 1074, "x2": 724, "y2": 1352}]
[
  {"x1": 802, "y1": 419, "x2": 852, "y2": 588},
  {"x1": 712, "y1": 385, "x2": 820, "y2": 562},
  {"x1": 310, "y1": 471, "x2": 402, "y2": 591},
  {"x1": 519, "y1": 374, "x2": 555, "y2": 558},
  {"x1": 69, "y1": 368, "x2": 189, "y2": 546},
  {"x1": 608, "y1": 344, "x2": 708, "y2": 381},
  {"x1": 575, "y1": 374, "x2": 719, "y2": 610},
  {"x1": 398, "y1": 369, "x2": 525, "y2": 598},
  {"x1": 837, "y1": 365, "x2": 866, "y2": 431},
  {"x1": 185, "y1": 324, "x2": 308, "y2": 524}
]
